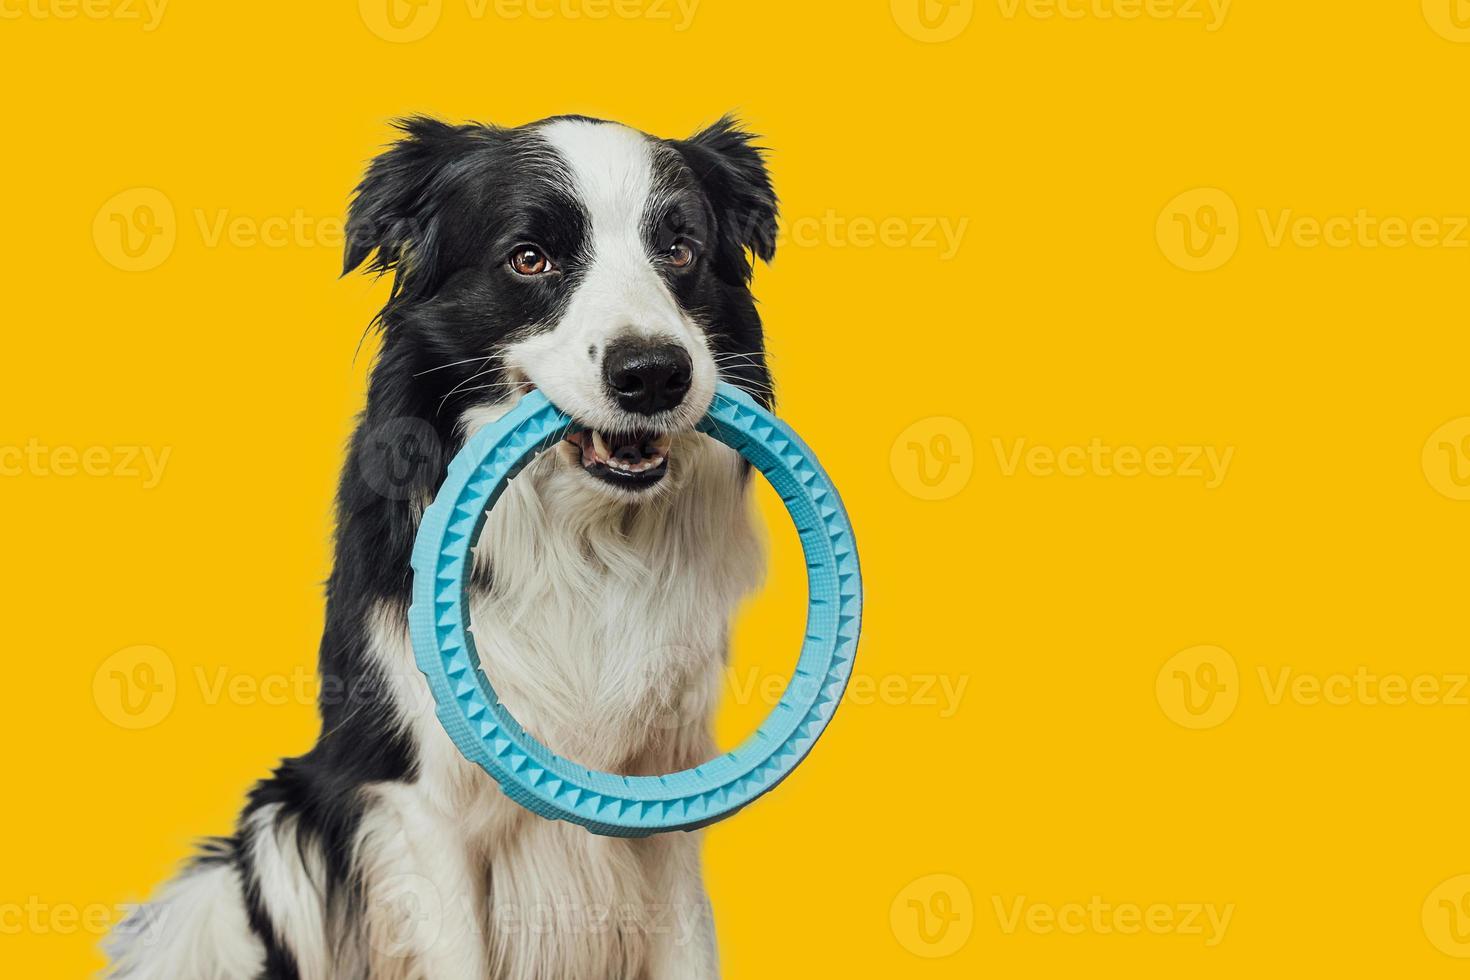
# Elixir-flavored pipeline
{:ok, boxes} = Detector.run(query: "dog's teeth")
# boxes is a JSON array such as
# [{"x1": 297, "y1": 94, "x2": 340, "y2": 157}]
[
  {"x1": 580, "y1": 427, "x2": 671, "y2": 480},
  {"x1": 602, "y1": 450, "x2": 665, "y2": 475}
]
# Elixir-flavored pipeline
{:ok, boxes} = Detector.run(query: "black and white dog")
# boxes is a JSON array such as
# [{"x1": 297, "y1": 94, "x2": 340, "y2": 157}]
[{"x1": 108, "y1": 114, "x2": 778, "y2": 979}]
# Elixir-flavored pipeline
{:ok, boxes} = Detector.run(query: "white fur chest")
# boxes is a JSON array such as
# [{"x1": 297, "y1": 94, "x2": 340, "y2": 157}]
[{"x1": 465, "y1": 430, "x2": 764, "y2": 775}]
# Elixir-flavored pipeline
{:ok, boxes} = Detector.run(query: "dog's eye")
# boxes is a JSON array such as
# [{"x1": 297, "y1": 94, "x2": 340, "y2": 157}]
[
  {"x1": 665, "y1": 238, "x2": 698, "y2": 270},
  {"x1": 509, "y1": 245, "x2": 552, "y2": 276}
]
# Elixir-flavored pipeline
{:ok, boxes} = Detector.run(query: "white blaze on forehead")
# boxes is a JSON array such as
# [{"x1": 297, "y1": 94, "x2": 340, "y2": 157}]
[
  {"x1": 537, "y1": 118, "x2": 663, "y2": 265},
  {"x1": 536, "y1": 119, "x2": 684, "y2": 343}
]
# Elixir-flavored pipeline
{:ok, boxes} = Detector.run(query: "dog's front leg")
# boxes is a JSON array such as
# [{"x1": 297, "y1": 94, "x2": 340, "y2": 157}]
[
  {"x1": 354, "y1": 783, "x2": 490, "y2": 979},
  {"x1": 638, "y1": 831, "x2": 720, "y2": 980}
]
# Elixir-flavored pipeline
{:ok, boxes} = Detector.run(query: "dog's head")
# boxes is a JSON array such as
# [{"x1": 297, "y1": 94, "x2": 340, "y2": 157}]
[{"x1": 344, "y1": 114, "x2": 777, "y2": 500}]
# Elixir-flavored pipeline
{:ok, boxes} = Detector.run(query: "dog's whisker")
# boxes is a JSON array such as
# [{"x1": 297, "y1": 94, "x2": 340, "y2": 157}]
[
  {"x1": 435, "y1": 370, "x2": 499, "y2": 411},
  {"x1": 717, "y1": 372, "x2": 775, "y2": 392},
  {"x1": 414, "y1": 354, "x2": 495, "y2": 377},
  {"x1": 436, "y1": 372, "x2": 528, "y2": 417},
  {"x1": 443, "y1": 367, "x2": 502, "y2": 397},
  {"x1": 720, "y1": 380, "x2": 772, "y2": 392},
  {"x1": 452, "y1": 383, "x2": 530, "y2": 399}
]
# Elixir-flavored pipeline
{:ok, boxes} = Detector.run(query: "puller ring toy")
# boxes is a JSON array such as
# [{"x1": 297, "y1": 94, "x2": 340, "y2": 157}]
[{"x1": 408, "y1": 381, "x2": 861, "y2": 837}]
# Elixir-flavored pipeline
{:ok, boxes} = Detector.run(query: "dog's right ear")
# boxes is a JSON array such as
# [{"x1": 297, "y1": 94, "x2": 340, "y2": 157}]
[{"x1": 342, "y1": 117, "x2": 486, "y2": 300}]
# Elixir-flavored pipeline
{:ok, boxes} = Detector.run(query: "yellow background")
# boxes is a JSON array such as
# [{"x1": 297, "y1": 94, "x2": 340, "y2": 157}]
[{"x1": 3, "y1": 0, "x2": 1470, "y2": 975}]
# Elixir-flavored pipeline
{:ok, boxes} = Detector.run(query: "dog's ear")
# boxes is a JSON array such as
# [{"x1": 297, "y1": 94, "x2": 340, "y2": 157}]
[
  {"x1": 670, "y1": 116, "x2": 778, "y2": 283},
  {"x1": 343, "y1": 117, "x2": 488, "y2": 299}
]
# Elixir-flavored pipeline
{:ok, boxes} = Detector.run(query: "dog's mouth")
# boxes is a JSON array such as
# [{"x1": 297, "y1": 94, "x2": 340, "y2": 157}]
[{"x1": 565, "y1": 429, "x2": 672, "y2": 490}]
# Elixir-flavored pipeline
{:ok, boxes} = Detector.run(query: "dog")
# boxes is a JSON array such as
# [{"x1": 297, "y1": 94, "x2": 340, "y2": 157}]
[{"x1": 106, "y1": 113, "x2": 779, "y2": 979}]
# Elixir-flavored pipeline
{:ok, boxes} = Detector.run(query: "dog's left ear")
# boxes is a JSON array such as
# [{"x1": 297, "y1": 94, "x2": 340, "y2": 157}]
[{"x1": 668, "y1": 116, "x2": 779, "y2": 283}]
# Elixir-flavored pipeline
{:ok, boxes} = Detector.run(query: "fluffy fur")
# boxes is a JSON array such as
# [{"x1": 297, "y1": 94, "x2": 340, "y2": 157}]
[{"x1": 107, "y1": 113, "x2": 779, "y2": 979}]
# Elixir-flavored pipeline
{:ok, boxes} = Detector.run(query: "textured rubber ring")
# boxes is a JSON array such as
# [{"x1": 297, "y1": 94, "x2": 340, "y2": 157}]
[{"x1": 408, "y1": 381, "x2": 861, "y2": 836}]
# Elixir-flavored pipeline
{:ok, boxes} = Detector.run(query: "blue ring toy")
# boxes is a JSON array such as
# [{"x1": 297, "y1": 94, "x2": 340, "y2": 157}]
[{"x1": 408, "y1": 382, "x2": 861, "y2": 837}]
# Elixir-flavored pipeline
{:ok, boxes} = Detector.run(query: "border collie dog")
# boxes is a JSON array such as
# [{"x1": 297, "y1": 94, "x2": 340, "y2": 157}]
[{"x1": 108, "y1": 114, "x2": 778, "y2": 980}]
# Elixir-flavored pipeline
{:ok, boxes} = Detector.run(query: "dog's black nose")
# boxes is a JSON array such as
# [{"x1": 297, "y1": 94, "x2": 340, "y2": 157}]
[{"x1": 603, "y1": 341, "x2": 693, "y2": 416}]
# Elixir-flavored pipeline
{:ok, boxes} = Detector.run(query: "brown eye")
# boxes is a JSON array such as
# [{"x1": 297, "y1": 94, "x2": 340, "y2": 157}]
[
  {"x1": 509, "y1": 245, "x2": 551, "y2": 276},
  {"x1": 666, "y1": 239, "x2": 697, "y2": 269}
]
